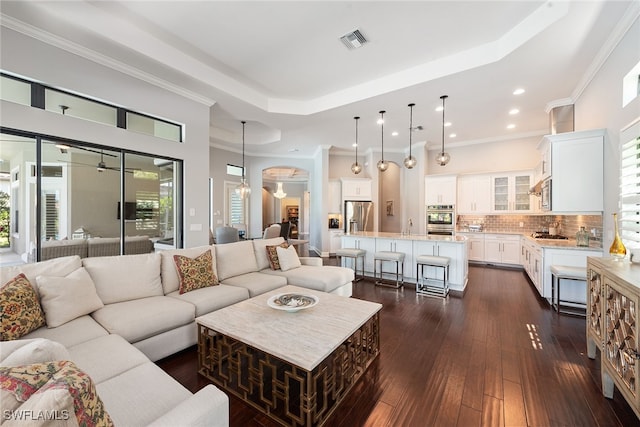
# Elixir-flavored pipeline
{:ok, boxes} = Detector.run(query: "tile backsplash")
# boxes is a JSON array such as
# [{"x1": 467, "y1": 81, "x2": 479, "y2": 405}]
[{"x1": 457, "y1": 214, "x2": 603, "y2": 245}]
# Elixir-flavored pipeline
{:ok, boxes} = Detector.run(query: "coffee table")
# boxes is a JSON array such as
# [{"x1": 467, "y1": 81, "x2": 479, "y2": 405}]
[{"x1": 197, "y1": 285, "x2": 382, "y2": 427}]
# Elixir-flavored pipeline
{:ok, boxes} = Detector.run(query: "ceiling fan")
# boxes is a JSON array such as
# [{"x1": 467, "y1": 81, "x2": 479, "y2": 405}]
[{"x1": 59, "y1": 151, "x2": 139, "y2": 174}]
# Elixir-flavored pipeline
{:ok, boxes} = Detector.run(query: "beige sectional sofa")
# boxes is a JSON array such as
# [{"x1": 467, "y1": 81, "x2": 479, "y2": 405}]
[{"x1": 0, "y1": 236, "x2": 354, "y2": 426}]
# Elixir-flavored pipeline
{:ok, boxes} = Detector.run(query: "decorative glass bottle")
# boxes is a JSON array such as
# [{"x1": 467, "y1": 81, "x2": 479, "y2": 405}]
[
  {"x1": 576, "y1": 226, "x2": 590, "y2": 247},
  {"x1": 609, "y1": 213, "x2": 627, "y2": 260}
]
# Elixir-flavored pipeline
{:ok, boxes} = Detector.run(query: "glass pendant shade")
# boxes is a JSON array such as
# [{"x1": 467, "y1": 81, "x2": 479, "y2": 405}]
[
  {"x1": 236, "y1": 121, "x2": 251, "y2": 199},
  {"x1": 273, "y1": 182, "x2": 287, "y2": 199},
  {"x1": 436, "y1": 95, "x2": 450, "y2": 166},
  {"x1": 377, "y1": 110, "x2": 388, "y2": 172},
  {"x1": 404, "y1": 155, "x2": 417, "y2": 168},
  {"x1": 351, "y1": 116, "x2": 362, "y2": 174},
  {"x1": 404, "y1": 103, "x2": 416, "y2": 169}
]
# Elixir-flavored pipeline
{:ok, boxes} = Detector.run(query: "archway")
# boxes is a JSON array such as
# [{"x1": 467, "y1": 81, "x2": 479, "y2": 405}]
[{"x1": 262, "y1": 167, "x2": 309, "y2": 239}]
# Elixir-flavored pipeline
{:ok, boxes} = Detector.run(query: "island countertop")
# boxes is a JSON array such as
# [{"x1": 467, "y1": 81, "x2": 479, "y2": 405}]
[{"x1": 344, "y1": 232, "x2": 467, "y2": 243}]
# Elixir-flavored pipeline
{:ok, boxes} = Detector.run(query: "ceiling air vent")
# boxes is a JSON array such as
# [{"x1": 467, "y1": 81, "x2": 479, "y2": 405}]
[{"x1": 340, "y1": 29, "x2": 367, "y2": 50}]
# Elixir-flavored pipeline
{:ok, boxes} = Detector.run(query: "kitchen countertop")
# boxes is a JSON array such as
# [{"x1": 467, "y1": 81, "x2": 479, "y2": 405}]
[{"x1": 344, "y1": 232, "x2": 467, "y2": 243}]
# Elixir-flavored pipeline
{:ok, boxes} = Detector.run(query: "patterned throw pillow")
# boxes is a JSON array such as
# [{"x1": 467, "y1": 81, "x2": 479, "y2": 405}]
[
  {"x1": 266, "y1": 242, "x2": 289, "y2": 270},
  {"x1": 1, "y1": 274, "x2": 46, "y2": 341},
  {"x1": 173, "y1": 250, "x2": 218, "y2": 294},
  {"x1": 0, "y1": 360, "x2": 114, "y2": 426}
]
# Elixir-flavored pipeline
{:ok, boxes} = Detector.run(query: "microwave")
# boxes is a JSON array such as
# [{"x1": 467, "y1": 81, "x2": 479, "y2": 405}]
[{"x1": 541, "y1": 179, "x2": 551, "y2": 211}]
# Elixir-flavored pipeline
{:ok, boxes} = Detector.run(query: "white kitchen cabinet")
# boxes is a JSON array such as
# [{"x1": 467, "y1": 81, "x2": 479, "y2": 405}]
[
  {"x1": 541, "y1": 129, "x2": 604, "y2": 212},
  {"x1": 457, "y1": 174, "x2": 492, "y2": 214},
  {"x1": 425, "y1": 175, "x2": 457, "y2": 205},
  {"x1": 329, "y1": 230, "x2": 343, "y2": 254},
  {"x1": 522, "y1": 239, "x2": 543, "y2": 295},
  {"x1": 484, "y1": 234, "x2": 521, "y2": 265},
  {"x1": 341, "y1": 235, "x2": 376, "y2": 274},
  {"x1": 491, "y1": 172, "x2": 534, "y2": 213},
  {"x1": 328, "y1": 180, "x2": 341, "y2": 214},
  {"x1": 457, "y1": 232, "x2": 485, "y2": 262},
  {"x1": 341, "y1": 178, "x2": 372, "y2": 201},
  {"x1": 413, "y1": 239, "x2": 468, "y2": 291},
  {"x1": 541, "y1": 247, "x2": 602, "y2": 301}
]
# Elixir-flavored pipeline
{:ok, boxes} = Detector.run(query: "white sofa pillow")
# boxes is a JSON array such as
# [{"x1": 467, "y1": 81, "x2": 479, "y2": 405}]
[
  {"x1": 214, "y1": 241, "x2": 259, "y2": 281},
  {"x1": 0, "y1": 255, "x2": 83, "y2": 291},
  {"x1": 276, "y1": 245, "x2": 301, "y2": 272},
  {"x1": 82, "y1": 253, "x2": 163, "y2": 304},
  {"x1": 0, "y1": 338, "x2": 70, "y2": 367},
  {"x1": 252, "y1": 237, "x2": 285, "y2": 270},
  {"x1": 159, "y1": 246, "x2": 216, "y2": 294},
  {"x1": 36, "y1": 267, "x2": 104, "y2": 327}
]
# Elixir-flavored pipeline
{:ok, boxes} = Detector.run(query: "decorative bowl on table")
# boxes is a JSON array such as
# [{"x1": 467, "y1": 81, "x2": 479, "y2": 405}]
[{"x1": 267, "y1": 293, "x2": 319, "y2": 312}]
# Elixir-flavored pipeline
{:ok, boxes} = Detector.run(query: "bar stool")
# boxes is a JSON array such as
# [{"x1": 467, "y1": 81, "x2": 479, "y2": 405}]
[
  {"x1": 551, "y1": 265, "x2": 587, "y2": 317},
  {"x1": 335, "y1": 248, "x2": 366, "y2": 282},
  {"x1": 416, "y1": 255, "x2": 450, "y2": 298},
  {"x1": 374, "y1": 251, "x2": 405, "y2": 288}
]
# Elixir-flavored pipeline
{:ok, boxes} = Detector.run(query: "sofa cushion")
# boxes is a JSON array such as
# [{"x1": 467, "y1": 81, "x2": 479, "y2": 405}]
[
  {"x1": 276, "y1": 245, "x2": 301, "y2": 271},
  {"x1": 221, "y1": 272, "x2": 287, "y2": 297},
  {"x1": 0, "y1": 360, "x2": 113, "y2": 426},
  {"x1": 67, "y1": 335, "x2": 149, "y2": 384},
  {"x1": 83, "y1": 253, "x2": 163, "y2": 304},
  {"x1": 214, "y1": 240, "x2": 259, "y2": 280},
  {"x1": 173, "y1": 249, "x2": 218, "y2": 294},
  {"x1": 266, "y1": 242, "x2": 289, "y2": 270},
  {"x1": 252, "y1": 237, "x2": 285, "y2": 270},
  {"x1": 36, "y1": 267, "x2": 104, "y2": 328},
  {"x1": 96, "y1": 362, "x2": 192, "y2": 427},
  {"x1": 1, "y1": 273, "x2": 46, "y2": 340},
  {"x1": 262, "y1": 265, "x2": 354, "y2": 293},
  {"x1": 159, "y1": 246, "x2": 216, "y2": 294},
  {"x1": 23, "y1": 315, "x2": 108, "y2": 348},
  {"x1": 0, "y1": 255, "x2": 83, "y2": 291},
  {"x1": 91, "y1": 296, "x2": 194, "y2": 343},
  {"x1": 167, "y1": 284, "x2": 249, "y2": 317},
  {"x1": 0, "y1": 338, "x2": 70, "y2": 367}
]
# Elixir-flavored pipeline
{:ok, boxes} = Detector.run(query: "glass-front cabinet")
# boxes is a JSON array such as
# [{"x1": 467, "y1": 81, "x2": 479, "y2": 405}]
[{"x1": 491, "y1": 172, "x2": 534, "y2": 213}]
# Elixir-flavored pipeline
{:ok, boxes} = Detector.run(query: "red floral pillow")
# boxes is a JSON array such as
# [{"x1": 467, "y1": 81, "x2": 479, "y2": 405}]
[
  {"x1": 266, "y1": 243, "x2": 289, "y2": 270},
  {"x1": 173, "y1": 250, "x2": 218, "y2": 294},
  {"x1": 1, "y1": 274, "x2": 45, "y2": 340}
]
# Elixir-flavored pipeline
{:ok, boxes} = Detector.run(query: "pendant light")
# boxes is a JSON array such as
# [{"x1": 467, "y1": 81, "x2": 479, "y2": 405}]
[
  {"x1": 376, "y1": 110, "x2": 389, "y2": 172},
  {"x1": 351, "y1": 116, "x2": 362, "y2": 174},
  {"x1": 235, "y1": 121, "x2": 251, "y2": 198},
  {"x1": 404, "y1": 103, "x2": 417, "y2": 169},
  {"x1": 273, "y1": 182, "x2": 287, "y2": 199},
  {"x1": 435, "y1": 95, "x2": 451, "y2": 166}
]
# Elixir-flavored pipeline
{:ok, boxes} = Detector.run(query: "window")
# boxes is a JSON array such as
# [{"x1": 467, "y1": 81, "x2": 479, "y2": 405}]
[
  {"x1": 225, "y1": 181, "x2": 247, "y2": 226},
  {"x1": 45, "y1": 89, "x2": 117, "y2": 126},
  {"x1": 0, "y1": 75, "x2": 31, "y2": 106},
  {"x1": 619, "y1": 120, "x2": 640, "y2": 248},
  {"x1": 126, "y1": 111, "x2": 182, "y2": 142},
  {"x1": 623, "y1": 61, "x2": 640, "y2": 107},
  {"x1": 227, "y1": 164, "x2": 243, "y2": 177}
]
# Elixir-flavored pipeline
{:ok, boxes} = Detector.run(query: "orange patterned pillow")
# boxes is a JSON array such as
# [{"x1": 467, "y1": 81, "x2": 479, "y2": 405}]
[
  {"x1": 266, "y1": 243, "x2": 289, "y2": 270},
  {"x1": 173, "y1": 250, "x2": 218, "y2": 294},
  {"x1": 1, "y1": 274, "x2": 45, "y2": 340}
]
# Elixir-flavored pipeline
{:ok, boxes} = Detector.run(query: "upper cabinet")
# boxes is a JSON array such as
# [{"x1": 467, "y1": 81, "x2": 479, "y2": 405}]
[
  {"x1": 341, "y1": 178, "x2": 372, "y2": 201},
  {"x1": 541, "y1": 129, "x2": 604, "y2": 212},
  {"x1": 491, "y1": 172, "x2": 534, "y2": 213},
  {"x1": 425, "y1": 175, "x2": 457, "y2": 205},
  {"x1": 457, "y1": 174, "x2": 492, "y2": 214}
]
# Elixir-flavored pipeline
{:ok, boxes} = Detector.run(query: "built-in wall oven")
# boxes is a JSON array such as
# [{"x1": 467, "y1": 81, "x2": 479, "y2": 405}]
[{"x1": 426, "y1": 205, "x2": 455, "y2": 235}]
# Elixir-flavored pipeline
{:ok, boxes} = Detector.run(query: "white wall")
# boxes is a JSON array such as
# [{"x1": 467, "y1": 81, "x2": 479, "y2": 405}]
[
  {"x1": 1, "y1": 28, "x2": 212, "y2": 247},
  {"x1": 573, "y1": 16, "x2": 640, "y2": 243}
]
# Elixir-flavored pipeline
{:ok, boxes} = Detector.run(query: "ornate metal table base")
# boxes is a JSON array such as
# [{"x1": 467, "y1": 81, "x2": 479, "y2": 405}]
[{"x1": 198, "y1": 313, "x2": 380, "y2": 427}]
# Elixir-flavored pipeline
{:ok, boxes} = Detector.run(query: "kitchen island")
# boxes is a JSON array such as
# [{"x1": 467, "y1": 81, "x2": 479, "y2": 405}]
[{"x1": 341, "y1": 232, "x2": 469, "y2": 293}]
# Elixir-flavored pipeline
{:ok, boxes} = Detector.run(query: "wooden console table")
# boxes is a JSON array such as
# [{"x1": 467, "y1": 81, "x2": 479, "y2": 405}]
[{"x1": 587, "y1": 257, "x2": 640, "y2": 420}]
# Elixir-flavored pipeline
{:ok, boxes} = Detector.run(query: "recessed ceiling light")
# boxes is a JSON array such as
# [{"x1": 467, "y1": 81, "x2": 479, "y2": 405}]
[
  {"x1": 288, "y1": 148, "x2": 299, "y2": 152},
  {"x1": 435, "y1": 106, "x2": 444, "y2": 112},
  {"x1": 513, "y1": 88, "x2": 525, "y2": 95},
  {"x1": 507, "y1": 124, "x2": 516, "y2": 129},
  {"x1": 449, "y1": 133, "x2": 456, "y2": 138},
  {"x1": 392, "y1": 131, "x2": 399, "y2": 136},
  {"x1": 444, "y1": 122, "x2": 452, "y2": 127},
  {"x1": 352, "y1": 143, "x2": 357, "y2": 147},
  {"x1": 509, "y1": 108, "x2": 520, "y2": 115}
]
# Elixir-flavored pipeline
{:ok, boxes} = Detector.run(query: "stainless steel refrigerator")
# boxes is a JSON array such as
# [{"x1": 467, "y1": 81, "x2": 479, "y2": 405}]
[{"x1": 344, "y1": 200, "x2": 374, "y2": 233}]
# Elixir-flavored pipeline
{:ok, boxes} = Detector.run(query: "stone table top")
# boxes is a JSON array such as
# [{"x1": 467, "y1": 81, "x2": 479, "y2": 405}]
[{"x1": 196, "y1": 285, "x2": 382, "y2": 371}]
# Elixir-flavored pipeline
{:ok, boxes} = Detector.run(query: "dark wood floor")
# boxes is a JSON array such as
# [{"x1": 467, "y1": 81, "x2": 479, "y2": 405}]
[{"x1": 157, "y1": 263, "x2": 639, "y2": 427}]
